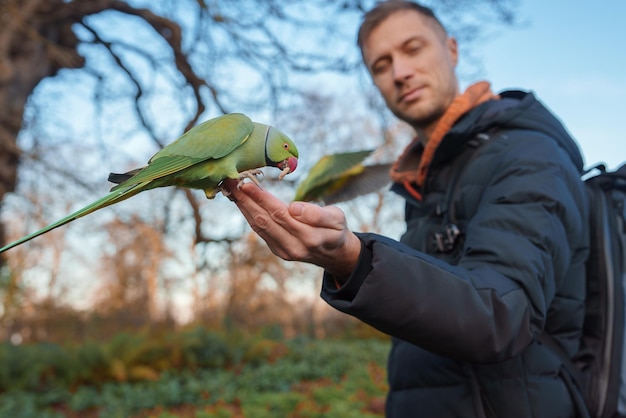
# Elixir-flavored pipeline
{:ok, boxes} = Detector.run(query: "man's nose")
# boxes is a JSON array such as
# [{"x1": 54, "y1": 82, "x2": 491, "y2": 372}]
[{"x1": 393, "y1": 56, "x2": 413, "y2": 84}]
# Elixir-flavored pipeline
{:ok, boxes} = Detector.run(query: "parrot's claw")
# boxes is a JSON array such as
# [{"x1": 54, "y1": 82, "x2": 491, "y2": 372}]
[
  {"x1": 217, "y1": 169, "x2": 264, "y2": 200},
  {"x1": 237, "y1": 169, "x2": 264, "y2": 189},
  {"x1": 220, "y1": 187, "x2": 232, "y2": 198}
]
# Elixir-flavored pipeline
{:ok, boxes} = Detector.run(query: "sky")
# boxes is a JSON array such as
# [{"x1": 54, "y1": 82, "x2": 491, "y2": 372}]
[{"x1": 475, "y1": 0, "x2": 625, "y2": 170}]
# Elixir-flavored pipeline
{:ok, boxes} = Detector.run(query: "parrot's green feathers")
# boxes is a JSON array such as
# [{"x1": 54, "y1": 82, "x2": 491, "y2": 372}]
[
  {"x1": 112, "y1": 113, "x2": 255, "y2": 190},
  {"x1": 294, "y1": 149, "x2": 375, "y2": 202},
  {"x1": 1, "y1": 113, "x2": 299, "y2": 254},
  {"x1": 315, "y1": 163, "x2": 392, "y2": 205},
  {"x1": 294, "y1": 149, "x2": 392, "y2": 204},
  {"x1": 150, "y1": 113, "x2": 253, "y2": 162}
]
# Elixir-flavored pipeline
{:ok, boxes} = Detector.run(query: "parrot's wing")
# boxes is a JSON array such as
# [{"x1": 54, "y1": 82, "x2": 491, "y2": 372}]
[
  {"x1": 294, "y1": 149, "x2": 374, "y2": 201},
  {"x1": 322, "y1": 163, "x2": 392, "y2": 205},
  {"x1": 115, "y1": 113, "x2": 254, "y2": 187},
  {"x1": 0, "y1": 182, "x2": 148, "y2": 254}
]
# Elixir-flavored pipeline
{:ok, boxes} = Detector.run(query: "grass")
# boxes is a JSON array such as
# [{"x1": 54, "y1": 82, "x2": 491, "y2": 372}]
[{"x1": 0, "y1": 336, "x2": 389, "y2": 417}]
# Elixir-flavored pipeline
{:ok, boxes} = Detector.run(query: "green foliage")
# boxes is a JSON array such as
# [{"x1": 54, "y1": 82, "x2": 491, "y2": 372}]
[
  {"x1": 0, "y1": 329, "x2": 390, "y2": 417},
  {"x1": 240, "y1": 391, "x2": 306, "y2": 417},
  {"x1": 0, "y1": 342, "x2": 82, "y2": 391},
  {"x1": 175, "y1": 326, "x2": 232, "y2": 370}
]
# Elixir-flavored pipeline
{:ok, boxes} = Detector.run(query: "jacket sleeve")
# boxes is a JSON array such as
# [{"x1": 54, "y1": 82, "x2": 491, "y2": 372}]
[{"x1": 320, "y1": 132, "x2": 588, "y2": 363}]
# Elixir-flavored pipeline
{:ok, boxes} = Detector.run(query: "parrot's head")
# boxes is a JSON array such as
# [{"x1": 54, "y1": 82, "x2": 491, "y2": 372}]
[{"x1": 265, "y1": 126, "x2": 299, "y2": 179}]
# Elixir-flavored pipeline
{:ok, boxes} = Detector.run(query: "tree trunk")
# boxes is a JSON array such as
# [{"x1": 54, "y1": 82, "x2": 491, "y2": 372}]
[{"x1": 0, "y1": 0, "x2": 84, "y2": 254}]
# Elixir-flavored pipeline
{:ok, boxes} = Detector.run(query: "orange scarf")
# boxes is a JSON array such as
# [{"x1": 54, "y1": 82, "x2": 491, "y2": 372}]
[{"x1": 390, "y1": 81, "x2": 499, "y2": 201}]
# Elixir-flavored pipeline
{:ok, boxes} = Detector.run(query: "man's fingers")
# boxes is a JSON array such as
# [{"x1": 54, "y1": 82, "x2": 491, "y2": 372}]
[
  {"x1": 226, "y1": 180, "x2": 346, "y2": 233},
  {"x1": 289, "y1": 202, "x2": 346, "y2": 231},
  {"x1": 224, "y1": 176, "x2": 359, "y2": 274},
  {"x1": 227, "y1": 181, "x2": 299, "y2": 237}
]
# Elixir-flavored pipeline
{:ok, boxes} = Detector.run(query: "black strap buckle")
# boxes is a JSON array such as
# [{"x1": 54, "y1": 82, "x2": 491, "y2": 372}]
[{"x1": 434, "y1": 224, "x2": 461, "y2": 253}]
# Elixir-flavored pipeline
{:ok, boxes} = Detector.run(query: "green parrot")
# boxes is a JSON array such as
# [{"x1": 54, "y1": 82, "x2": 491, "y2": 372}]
[
  {"x1": 294, "y1": 149, "x2": 391, "y2": 205},
  {"x1": 0, "y1": 113, "x2": 298, "y2": 254}
]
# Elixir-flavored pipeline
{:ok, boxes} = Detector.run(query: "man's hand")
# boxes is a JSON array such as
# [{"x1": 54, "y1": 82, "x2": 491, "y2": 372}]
[{"x1": 224, "y1": 179, "x2": 361, "y2": 281}]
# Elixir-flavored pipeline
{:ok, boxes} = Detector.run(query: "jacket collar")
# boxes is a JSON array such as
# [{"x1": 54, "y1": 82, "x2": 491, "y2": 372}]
[{"x1": 390, "y1": 81, "x2": 499, "y2": 201}]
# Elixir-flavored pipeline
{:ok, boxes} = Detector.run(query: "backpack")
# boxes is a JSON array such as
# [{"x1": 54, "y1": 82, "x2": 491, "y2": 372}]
[
  {"x1": 439, "y1": 152, "x2": 626, "y2": 418},
  {"x1": 567, "y1": 163, "x2": 626, "y2": 418}
]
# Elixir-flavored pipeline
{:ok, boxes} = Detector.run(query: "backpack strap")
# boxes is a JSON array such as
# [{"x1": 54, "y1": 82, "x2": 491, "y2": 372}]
[
  {"x1": 580, "y1": 163, "x2": 626, "y2": 418},
  {"x1": 434, "y1": 132, "x2": 493, "y2": 253}
]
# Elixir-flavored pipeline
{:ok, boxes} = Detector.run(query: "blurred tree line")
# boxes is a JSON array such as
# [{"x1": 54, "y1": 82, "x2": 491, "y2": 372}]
[{"x1": 0, "y1": 0, "x2": 518, "y2": 344}]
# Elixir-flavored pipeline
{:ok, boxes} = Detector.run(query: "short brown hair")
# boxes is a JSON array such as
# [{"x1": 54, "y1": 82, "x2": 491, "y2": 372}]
[{"x1": 357, "y1": 1, "x2": 448, "y2": 51}]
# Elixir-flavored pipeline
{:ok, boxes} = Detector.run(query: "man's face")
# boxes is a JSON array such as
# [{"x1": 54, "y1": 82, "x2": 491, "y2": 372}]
[{"x1": 362, "y1": 11, "x2": 459, "y2": 133}]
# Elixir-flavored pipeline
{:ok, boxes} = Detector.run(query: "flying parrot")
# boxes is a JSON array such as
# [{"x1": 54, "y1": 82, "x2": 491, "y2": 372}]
[
  {"x1": 0, "y1": 113, "x2": 298, "y2": 254},
  {"x1": 294, "y1": 149, "x2": 391, "y2": 205}
]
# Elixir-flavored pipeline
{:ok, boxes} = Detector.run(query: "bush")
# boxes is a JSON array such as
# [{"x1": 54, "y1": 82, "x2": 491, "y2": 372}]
[{"x1": 0, "y1": 329, "x2": 390, "y2": 417}]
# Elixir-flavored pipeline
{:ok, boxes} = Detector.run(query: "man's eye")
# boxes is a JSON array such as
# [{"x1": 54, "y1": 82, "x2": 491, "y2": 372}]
[
  {"x1": 406, "y1": 43, "x2": 422, "y2": 54},
  {"x1": 372, "y1": 60, "x2": 390, "y2": 75}
]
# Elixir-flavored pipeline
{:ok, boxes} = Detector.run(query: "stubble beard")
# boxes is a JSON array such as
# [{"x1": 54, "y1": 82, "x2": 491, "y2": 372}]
[{"x1": 392, "y1": 101, "x2": 445, "y2": 134}]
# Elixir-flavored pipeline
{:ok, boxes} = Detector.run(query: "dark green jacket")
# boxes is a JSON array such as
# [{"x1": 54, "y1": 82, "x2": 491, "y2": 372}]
[{"x1": 321, "y1": 91, "x2": 589, "y2": 417}]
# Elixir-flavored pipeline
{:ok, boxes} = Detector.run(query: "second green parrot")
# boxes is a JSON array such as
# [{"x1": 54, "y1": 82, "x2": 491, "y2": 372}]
[
  {"x1": 0, "y1": 113, "x2": 298, "y2": 254},
  {"x1": 294, "y1": 149, "x2": 391, "y2": 204}
]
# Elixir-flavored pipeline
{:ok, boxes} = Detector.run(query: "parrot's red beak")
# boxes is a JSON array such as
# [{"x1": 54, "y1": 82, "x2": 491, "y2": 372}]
[
  {"x1": 278, "y1": 157, "x2": 297, "y2": 173},
  {"x1": 285, "y1": 157, "x2": 298, "y2": 173},
  {"x1": 278, "y1": 157, "x2": 298, "y2": 180}
]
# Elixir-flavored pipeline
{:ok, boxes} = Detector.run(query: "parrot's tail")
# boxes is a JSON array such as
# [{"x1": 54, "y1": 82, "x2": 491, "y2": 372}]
[{"x1": 0, "y1": 182, "x2": 149, "y2": 254}]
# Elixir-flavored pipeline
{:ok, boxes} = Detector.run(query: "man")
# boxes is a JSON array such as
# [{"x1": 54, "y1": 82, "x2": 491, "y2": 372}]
[{"x1": 225, "y1": 1, "x2": 589, "y2": 417}]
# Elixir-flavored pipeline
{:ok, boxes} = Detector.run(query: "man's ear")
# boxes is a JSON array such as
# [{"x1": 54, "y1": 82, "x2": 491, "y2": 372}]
[{"x1": 447, "y1": 37, "x2": 459, "y2": 67}]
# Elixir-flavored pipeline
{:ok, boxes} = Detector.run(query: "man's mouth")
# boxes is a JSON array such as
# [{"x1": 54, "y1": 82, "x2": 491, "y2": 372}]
[{"x1": 399, "y1": 86, "x2": 424, "y2": 104}]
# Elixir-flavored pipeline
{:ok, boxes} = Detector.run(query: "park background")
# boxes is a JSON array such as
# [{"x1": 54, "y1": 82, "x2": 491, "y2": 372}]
[{"x1": 0, "y1": 0, "x2": 624, "y2": 416}]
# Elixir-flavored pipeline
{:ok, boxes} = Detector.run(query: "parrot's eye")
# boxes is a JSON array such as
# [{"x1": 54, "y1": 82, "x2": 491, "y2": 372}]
[{"x1": 283, "y1": 143, "x2": 289, "y2": 150}]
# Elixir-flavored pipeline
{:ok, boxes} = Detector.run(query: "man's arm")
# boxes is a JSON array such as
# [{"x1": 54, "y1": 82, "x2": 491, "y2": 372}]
[{"x1": 223, "y1": 179, "x2": 362, "y2": 283}]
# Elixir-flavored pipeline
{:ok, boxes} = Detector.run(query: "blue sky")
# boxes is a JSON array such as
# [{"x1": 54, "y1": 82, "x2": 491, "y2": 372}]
[{"x1": 475, "y1": 0, "x2": 625, "y2": 170}]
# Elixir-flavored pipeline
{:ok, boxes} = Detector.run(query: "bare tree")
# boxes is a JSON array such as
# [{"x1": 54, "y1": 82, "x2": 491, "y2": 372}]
[
  {"x1": 0, "y1": 0, "x2": 519, "y2": 324},
  {"x1": 94, "y1": 216, "x2": 172, "y2": 322}
]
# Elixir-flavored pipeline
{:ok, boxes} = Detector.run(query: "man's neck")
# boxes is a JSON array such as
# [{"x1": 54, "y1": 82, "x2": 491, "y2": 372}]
[{"x1": 413, "y1": 122, "x2": 437, "y2": 145}]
